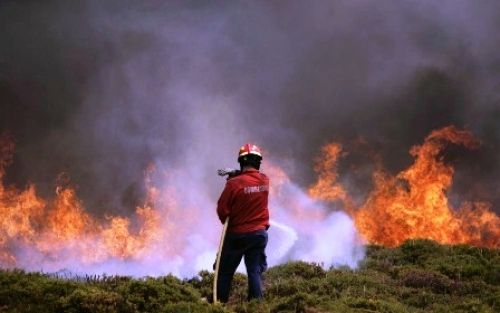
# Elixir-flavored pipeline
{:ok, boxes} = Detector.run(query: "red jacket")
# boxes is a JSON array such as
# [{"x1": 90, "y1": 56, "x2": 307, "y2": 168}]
[{"x1": 217, "y1": 169, "x2": 270, "y2": 233}]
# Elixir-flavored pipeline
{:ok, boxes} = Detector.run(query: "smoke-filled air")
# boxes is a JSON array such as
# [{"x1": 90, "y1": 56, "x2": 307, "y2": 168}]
[{"x1": 0, "y1": 1, "x2": 499, "y2": 277}]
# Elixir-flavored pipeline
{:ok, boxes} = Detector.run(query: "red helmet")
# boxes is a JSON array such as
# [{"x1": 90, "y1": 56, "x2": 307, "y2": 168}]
[{"x1": 238, "y1": 143, "x2": 262, "y2": 160}]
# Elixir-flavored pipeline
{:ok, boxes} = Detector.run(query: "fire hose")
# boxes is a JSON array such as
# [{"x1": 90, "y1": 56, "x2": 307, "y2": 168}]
[
  {"x1": 212, "y1": 217, "x2": 228, "y2": 304},
  {"x1": 213, "y1": 168, "x2": 239, "y2": 303}
]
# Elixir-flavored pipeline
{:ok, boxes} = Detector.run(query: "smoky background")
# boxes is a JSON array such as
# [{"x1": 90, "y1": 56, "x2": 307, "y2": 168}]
[{"x1": 0, "y1": 0, "x2": 499, "y2": 217}]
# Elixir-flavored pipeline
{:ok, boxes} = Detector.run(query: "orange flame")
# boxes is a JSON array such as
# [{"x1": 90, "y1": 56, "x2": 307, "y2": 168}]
[
  {"x1": 309, "y1": 126, "x2": 499, "y2": 248},
  {"x1": 0, "y1": 132, "x2": 170, "y2": 269},
  {"x1": 308, "y1": 143, "x2": 355, "y2": 214},
  {"x1": 1, "y1": 124, "x2": 498, "y2": 271}
]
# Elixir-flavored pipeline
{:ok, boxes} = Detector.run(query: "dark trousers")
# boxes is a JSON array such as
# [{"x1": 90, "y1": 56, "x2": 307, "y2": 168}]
[{"x1": 216, "y1": 229, "x2": 268, "y2": 302}]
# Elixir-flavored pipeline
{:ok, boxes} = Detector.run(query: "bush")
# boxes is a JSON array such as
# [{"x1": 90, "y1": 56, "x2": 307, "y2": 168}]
[
  {"x1": 398, "y1": 269, "x2": 453, "y2": 293},
  {"x1": 59, "y1": 287, "x2": 126, "y2": 313},
  {"x1": 0, "y1": 241, "x2": 497, "y2": 313},
  {"x1": 115, "y1": 276, "x2": 201, "y2": 312},
  {"x1": 399, "y1": 239, "x2": 444, "y2": 265},
  {"x1": 265, "y1": 261, "x2": 325, "y2": 281}
]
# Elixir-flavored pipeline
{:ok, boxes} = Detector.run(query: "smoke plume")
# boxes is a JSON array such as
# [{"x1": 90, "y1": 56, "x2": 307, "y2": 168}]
[{"x1": 0, "y1": 1, "x2": 499, "y2": 276}]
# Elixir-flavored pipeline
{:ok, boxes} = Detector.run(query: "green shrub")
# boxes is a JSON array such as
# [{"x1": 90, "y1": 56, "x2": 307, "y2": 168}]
[
  {"x1": 0, "y1": 241, "x2": 497, "y2": 313},
  {"x1": 265, "y1": 261, "x2": 325, "y2": 281},
  {"x1": 398, "y1": 268, "x2": 453, "y2": 293},
  {"x1": 58, "y1": 287, "x2": 126, "y2": 313},
  {"x1": 163, "y1": 302, "x2": 229, "y2": 313},
  {"x1": 270, "y1": 292, "x2": 317, "y2": 313},
  {"x1": 399, "y1": 239, "x2": 444, "y2": 265},
  {"x1": 115, "y1": 276, "x2": 200, "y2": 312}
]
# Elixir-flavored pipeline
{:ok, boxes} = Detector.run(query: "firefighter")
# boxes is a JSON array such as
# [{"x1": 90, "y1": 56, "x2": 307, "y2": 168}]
[{"x1": 216, "y1": 143, "x2": 270, "y2": 303}]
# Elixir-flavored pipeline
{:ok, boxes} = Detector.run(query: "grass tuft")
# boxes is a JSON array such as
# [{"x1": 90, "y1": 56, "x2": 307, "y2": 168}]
[{"x1": 0, "y1": 240, "x2": 498, "y2": 312}]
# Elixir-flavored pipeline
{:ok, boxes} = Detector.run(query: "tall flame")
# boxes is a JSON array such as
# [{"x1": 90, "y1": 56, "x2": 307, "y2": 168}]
[
  {"x1": 309, "y1": 143, "x2": 355, "y2": 215},
  {"x1": 309, "y1": 126, "x2": 499, "y2": 248},
  {"x1": 0, "y1": 125, "x2": 498, "y2": 274}
]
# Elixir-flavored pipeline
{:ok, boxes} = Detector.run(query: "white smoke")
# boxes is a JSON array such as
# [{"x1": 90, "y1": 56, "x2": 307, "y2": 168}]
[
  {"x1": 17, "y1": 149, "x2": 365, "y2": 278},
  {"x1": 266, "y1": 178, "x2": 364, "y2": 269},
  {"x1": 153, "y1": 168, "x2": 365, "y2": 278},
  {"x1": 11, "y1": 0, "x2": 500, "y2": 278}
]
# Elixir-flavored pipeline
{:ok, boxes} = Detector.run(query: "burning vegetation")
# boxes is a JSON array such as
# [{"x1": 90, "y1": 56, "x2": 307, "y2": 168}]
[
  {"x1": 0, "y1": 132, "x2": 168, "y2": 269},
  {"x1": 0, "y1": 126, "x2": 499, "y2": 272},
  {"x1": 309, "y1": 126, "x2": 499, "y2": 248}
]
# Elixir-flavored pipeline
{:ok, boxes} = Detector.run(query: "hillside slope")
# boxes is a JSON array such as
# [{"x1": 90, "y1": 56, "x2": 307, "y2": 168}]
[{"x1": 0, "y1": 240, "x2": 498, "y2": 313}]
